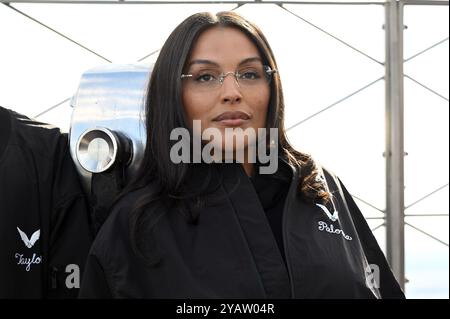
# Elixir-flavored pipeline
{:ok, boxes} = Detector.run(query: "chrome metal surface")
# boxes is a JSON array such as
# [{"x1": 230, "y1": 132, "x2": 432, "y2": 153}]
[{"x1": 69, "y1": 63, "x2": 152, "y2": 193}]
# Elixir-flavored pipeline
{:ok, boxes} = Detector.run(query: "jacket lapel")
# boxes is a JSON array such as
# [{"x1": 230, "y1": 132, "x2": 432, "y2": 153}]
[{"x1": 217, "y1": 163, "x2": 291, "y2": 298}]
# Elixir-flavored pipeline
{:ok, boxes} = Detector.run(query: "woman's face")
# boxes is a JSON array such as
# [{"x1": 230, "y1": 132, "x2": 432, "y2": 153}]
[{"x1": 182, "y1": 26, "x2": 270, "y2": 154}]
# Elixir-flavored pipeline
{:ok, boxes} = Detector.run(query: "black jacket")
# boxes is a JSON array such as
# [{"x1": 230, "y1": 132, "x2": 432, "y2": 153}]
[
  {"x1": 0, "y1": 106, "x2": 93, "y2": 298},
  {"x1": 79, "y1": 158, "x2": 405, "y2": 299}
]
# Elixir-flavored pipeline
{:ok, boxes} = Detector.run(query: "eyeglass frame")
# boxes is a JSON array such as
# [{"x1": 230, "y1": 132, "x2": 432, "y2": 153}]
[{"x1": 180, "y1": 65, "x2": 277, "y2": 88}]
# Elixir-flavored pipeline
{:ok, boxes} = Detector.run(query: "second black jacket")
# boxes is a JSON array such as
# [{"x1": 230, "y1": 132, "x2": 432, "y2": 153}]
[{"x1": 0, "y1": 106, "x2": 93, "y2": 298}]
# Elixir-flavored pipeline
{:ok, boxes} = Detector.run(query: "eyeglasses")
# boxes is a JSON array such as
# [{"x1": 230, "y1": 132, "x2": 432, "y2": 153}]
[{"x1": 181, "y1": 64, "x2": 276, "y2": 92}]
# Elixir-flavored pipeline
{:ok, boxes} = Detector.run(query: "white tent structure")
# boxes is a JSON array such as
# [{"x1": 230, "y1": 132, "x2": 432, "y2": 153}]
[{"x1": 0, "y1": 0, "x2": 448, "y2": 298}]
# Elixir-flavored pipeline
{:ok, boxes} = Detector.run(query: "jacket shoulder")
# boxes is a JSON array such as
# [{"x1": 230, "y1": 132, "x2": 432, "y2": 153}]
[
  {"x1": 8, "y1": 109, "x2": 64, "y2": 158},
  {"x1": 91, "y1": 185, "x2": 158, "y2": 253}
]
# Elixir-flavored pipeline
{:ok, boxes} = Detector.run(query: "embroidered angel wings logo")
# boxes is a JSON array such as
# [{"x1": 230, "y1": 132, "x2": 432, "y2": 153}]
[
  {"x1": 316, "y1": 203, "x2": 339, "y2": 222},
  {"x1": 17, "y1": 227, "x2": 40, "y2": 248}
]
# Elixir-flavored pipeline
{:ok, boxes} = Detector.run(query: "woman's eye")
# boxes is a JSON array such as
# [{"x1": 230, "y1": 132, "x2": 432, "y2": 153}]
[
  {"x1": 195, "y1": 74, "x2": 216, "y2": 82},
  {"x1": 240, "y1": 71, "x2": 260, "y2": 80}
]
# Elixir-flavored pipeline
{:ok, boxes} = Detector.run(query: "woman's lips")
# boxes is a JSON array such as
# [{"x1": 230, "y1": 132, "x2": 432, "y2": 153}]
[
  {"x1": 212, "y1": 111, "x2": 251, "y2": 127},
  {"x1": 215, "y1": 118, "x2": 249, "y2": 127}
]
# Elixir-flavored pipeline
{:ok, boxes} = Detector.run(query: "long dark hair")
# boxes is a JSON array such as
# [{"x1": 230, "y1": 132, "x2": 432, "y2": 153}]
[{"x1": 124, "y1": 11, "x2": 330, "y2": 265}]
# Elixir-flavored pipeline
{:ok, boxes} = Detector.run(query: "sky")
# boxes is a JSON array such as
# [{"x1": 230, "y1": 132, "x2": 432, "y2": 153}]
[{"x1": 0, "y1": 0, "x2": 448, "y2": 298}]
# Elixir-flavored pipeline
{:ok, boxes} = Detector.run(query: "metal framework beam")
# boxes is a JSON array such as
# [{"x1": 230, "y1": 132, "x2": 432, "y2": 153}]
[
  {"x1": 0, "y1": 1, "x2": 387, "y2": 4},
  {"x1": 385, "y1": 0, "x2": 405, "y2": 289},
  {"x1": 402, "y1": 0, "x2": 449, "y2": 5},
  {"x1": 2, "y1": 0, "x2": 447, "y2": 6}
]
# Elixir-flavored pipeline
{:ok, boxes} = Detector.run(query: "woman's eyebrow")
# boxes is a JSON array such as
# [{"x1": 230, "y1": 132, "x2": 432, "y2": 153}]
[
  {"x1": 188, "y1": 59, "x2": 219, "y2": 67},
  {"x1": 187, "y1": 57, "x2": 262, "y2": 68},
  {"x1": 238, "y1": 57, "x2": 262, "y2": 66}
]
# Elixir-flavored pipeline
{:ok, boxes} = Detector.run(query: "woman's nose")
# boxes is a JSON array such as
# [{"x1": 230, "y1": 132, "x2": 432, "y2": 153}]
[{"x1": 220, "y1": 74, "x2": 242, "y2": 104}]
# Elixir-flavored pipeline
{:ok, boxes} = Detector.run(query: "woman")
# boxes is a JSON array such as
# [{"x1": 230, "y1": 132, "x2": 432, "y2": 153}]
[{"x1": 79, "y1": 11, "x2": 405, "y2": 299}]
